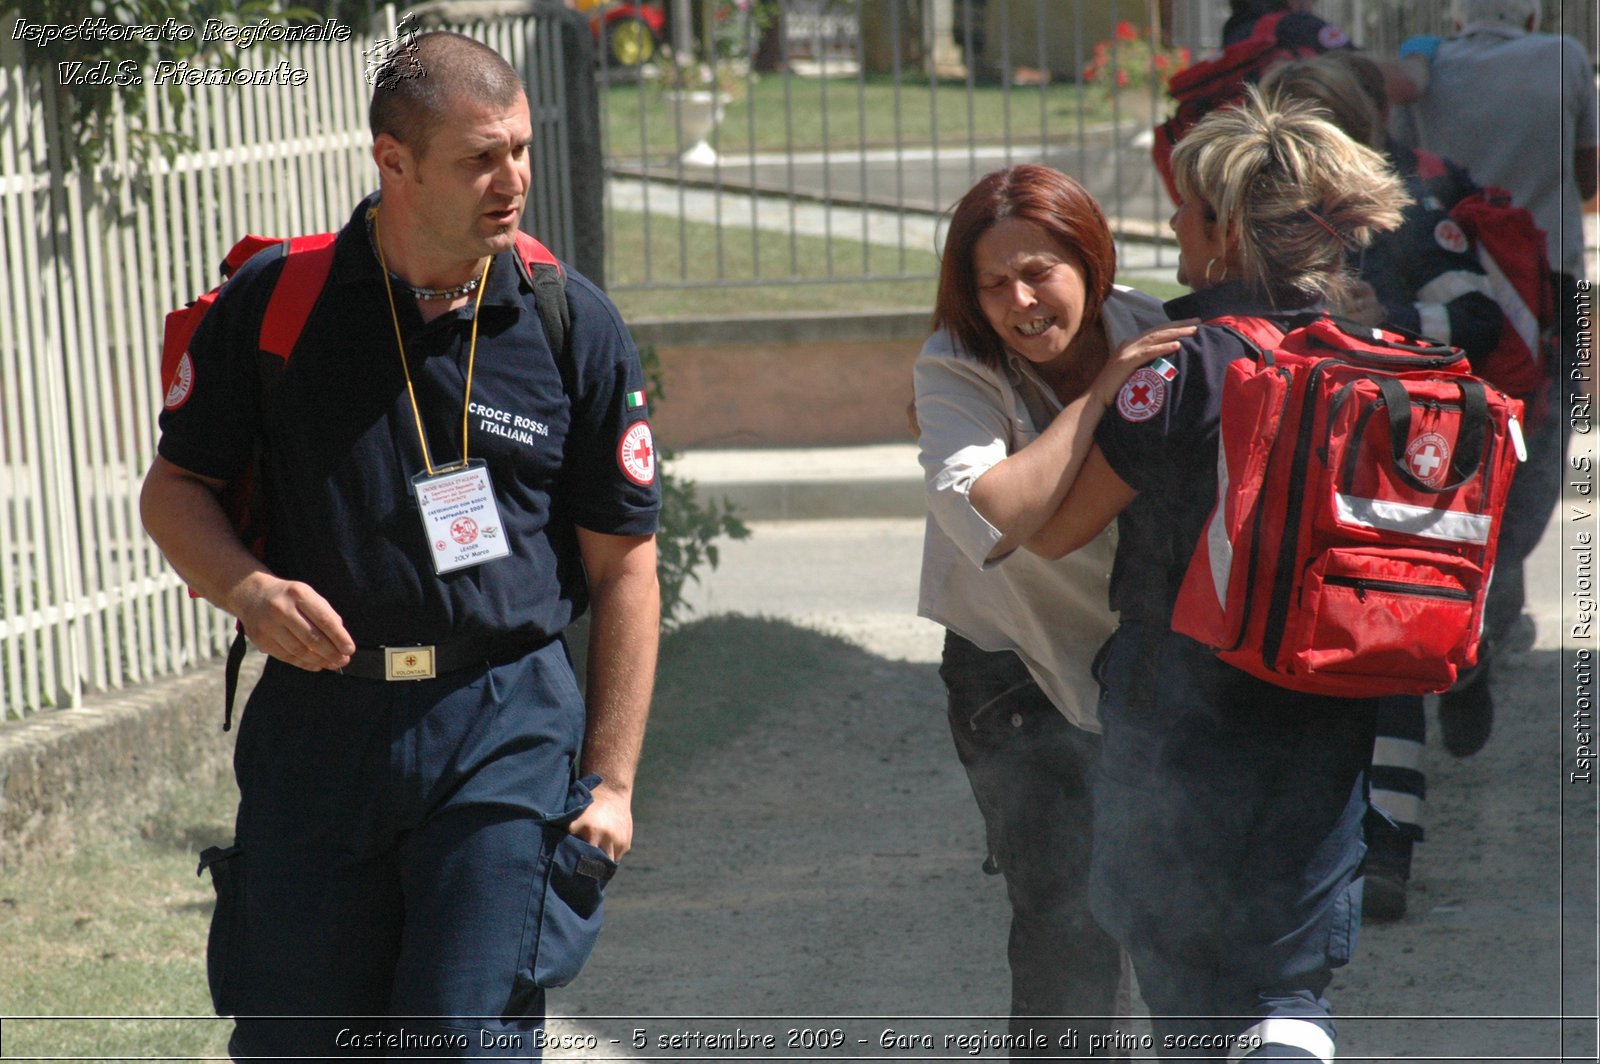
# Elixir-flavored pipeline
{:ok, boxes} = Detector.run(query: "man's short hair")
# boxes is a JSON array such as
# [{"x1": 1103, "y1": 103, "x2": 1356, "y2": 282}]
[
  {"x1": 1452, "y1": 0, "x2": 1540, "y2": 31},
  {"x1": 369, "y1": 31, "x2": 525, "y2": 156}
]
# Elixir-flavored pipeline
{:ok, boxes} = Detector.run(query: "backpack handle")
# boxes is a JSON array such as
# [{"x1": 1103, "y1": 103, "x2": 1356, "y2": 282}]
[{"x1": 1374, "y1": 375, "x2": 1488, "y2": 493}]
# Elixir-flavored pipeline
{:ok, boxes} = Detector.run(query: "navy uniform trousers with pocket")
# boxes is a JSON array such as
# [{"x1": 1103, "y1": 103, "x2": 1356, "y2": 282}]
[
  {"x1": 199, "y1": 639, "x2": 611, "y2": 1061},
  {"x1": 1089, "y1": 623, "x2": 1376, "y2": 1062}
]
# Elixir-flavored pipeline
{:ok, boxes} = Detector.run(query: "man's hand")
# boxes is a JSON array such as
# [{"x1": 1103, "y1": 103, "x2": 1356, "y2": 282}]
[
  {"x1": 228, "y1": 572, "x2": 355, "y2": 671},
  {"x1": 141, "y1": 455, "x2": 354, "y2": 671},
  {"x1": 568, "y1": 779, "x2": 634, "y2": 862}
]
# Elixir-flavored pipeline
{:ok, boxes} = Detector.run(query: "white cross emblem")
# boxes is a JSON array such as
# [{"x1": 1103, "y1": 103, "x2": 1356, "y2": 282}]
[{"x1": 1411, "y1": 445, "x2": 1442, "y2": 478}]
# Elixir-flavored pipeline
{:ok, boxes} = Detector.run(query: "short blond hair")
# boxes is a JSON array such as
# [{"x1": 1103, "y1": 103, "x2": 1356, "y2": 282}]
[{"x1": 1169, "y1": 87, "x2": 1409, "y2": 308}]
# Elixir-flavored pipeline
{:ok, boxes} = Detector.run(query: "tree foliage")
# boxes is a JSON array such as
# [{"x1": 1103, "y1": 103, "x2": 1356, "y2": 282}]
[{"x1": 2, "y1": 0, "x2": 318, "y2": 172}]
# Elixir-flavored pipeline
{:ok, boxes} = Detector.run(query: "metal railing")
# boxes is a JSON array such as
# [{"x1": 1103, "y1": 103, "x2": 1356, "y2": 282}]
[
  {"x1": 0, "y1": 10, "x2": 577, "y2": 720},
  {"x1": 599, "y1": 0, "x2": 1588, "y2": 300},
  {"x1": 0, "y1": 0, "x2": 1591, "y2": 720}
]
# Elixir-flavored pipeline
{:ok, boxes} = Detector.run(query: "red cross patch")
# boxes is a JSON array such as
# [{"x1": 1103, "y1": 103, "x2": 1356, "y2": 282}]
[
  {"x1": 1116, "y1": 366, "x2": 1169, "y2": 423},
  {"x1": 618, "y1": 421, "x2": 656, "y2": 486},
  {"x1": 1434, "y1": 219, "x2": 1469, "y2": 255},
  {"x1": 1405, "y1": 432, "x2": 1451, "y2": 488},
  {"x1": 164, "y1": 353, "x2": 195, "y2": 410},
  {"x1": 1317, "y1": 24, "x2": 1351, "y2": 50}
]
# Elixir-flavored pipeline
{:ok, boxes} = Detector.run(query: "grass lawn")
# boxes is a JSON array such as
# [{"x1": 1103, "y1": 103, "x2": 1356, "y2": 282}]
[
  {"x1": 606, "y1": 206, "x2": 940, "y2": 320},
  {"x1": 0, "y1": 773, "x2": 235, "y2": 1058},
  {"x1": 0, "y1": 615, "x2": 843, "y2": 1058},
  {"x1": 602, "y1": 73, "x2": 1133, "y2": 160},
  {"x1": 605, "y1": 208, "x2": 1185, "y2": 320}
]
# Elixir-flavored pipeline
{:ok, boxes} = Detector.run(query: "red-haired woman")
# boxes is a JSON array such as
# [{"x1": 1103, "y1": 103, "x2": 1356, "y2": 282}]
[{"x1": 914, "y1": 163, "x2": 1195, "y2": 1055}]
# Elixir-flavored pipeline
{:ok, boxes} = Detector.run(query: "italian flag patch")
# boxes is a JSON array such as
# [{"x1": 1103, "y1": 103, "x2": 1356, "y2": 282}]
[{"x1": 625, "y1": 390, "x2": 646, "y2": 410}]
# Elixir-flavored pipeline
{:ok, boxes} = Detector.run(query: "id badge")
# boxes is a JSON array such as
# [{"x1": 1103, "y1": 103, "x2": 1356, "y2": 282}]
[{"x1": 412, "y1": 459, "x2": 512, "y2": 574}]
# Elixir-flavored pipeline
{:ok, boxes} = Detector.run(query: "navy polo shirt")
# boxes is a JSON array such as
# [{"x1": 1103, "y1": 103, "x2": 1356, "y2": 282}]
[
  {"x1": 158, "y1": 195, "x2": 661, "y2": 648},
  {"x1": 1094, "y1": 282, "x2": 1321, "y2": 621}
]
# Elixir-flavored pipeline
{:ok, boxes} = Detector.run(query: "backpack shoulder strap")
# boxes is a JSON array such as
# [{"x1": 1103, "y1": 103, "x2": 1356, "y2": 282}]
[
  {"x1": 1209, "y1": 313, "x2": 1287, "y2": 357},
  {"x1": 259, "y1": 233, "x2": 339, "y2": 360},
  {"x1": 1253, "y1": 10, "x2": 1289, "y2": 41},
  {"x1": 220, "y1": 231, "x2": 337, "y2": 733},
  {"x1": 513, "y1": 230, "x2": 574, "y2": 393}
]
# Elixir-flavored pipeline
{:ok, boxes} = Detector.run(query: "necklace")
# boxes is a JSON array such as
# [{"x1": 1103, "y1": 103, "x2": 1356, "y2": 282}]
[
  {"x1": 372, "y1": 207, "x2": 492, "y2": 476},
  {"x1": 407, "y1": 276, "x2": 482, "y2": 302},
  {"x1": 364, "y1": 205, "x2": 484, "y2": 301}
]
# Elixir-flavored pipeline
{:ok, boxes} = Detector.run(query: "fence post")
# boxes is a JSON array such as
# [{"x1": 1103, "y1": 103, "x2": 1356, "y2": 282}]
[{"x1": 544, "y1": 6, "x2": 606, "y2": 288}]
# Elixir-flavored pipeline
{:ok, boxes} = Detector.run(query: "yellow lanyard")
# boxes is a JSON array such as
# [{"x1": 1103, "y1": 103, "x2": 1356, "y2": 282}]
[{"x1": 373, "y1": 208, "x2": 492, "y2": 476}]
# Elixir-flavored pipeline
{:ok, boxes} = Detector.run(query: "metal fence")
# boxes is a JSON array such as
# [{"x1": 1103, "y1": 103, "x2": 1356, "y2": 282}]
[
  {"x1": 1, "y1": 0, "x2": 1592, "y2": 720},
  {"x1": 0, "y1": 9, "x2": 577, "y2": 720},
  {"x1": 600, "y1": 0, "x2": 1590, "y2": 300}
]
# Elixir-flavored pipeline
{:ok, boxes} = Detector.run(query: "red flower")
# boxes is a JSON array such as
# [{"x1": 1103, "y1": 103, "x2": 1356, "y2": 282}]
[
  {"x1": 1116, "y1": 19, "x2": 1139, "y2": 43},
  {"x1": 1115, "y1": 69, "x2": 1130, "y2": 87}
]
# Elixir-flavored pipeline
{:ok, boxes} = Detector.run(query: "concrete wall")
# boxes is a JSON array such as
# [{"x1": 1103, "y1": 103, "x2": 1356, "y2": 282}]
[
  {"x1": 632, "y1": 309, "x2": 929, "y2": 450},
  {"x1": 0, "y1": 660, "x2": 251, "y2": 872}
]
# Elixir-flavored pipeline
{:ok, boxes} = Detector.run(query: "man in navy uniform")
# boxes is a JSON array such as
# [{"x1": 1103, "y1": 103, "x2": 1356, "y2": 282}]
[{"x1": 141, "y1": 30, "x2": 660, "y2": 1059}]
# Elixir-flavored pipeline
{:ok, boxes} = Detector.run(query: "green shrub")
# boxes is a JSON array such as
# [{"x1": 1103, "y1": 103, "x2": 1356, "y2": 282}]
[{"x1": 638, "y1": 345, "x2": 751, "y2": 626}]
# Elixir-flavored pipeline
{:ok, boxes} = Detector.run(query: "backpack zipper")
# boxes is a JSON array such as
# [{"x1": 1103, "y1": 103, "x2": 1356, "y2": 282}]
[{"x1": 1324, "y1": 574, "x2": 1472, "y2": 603}]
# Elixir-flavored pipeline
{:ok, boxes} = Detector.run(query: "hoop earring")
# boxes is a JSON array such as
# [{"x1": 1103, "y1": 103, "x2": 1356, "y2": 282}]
[{"x1": 1204, "y1": 256, "x2": 1227, "y2": 286}]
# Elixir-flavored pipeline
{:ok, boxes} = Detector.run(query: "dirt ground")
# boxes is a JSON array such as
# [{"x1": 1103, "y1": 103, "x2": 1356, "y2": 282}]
[{"x1": 544, "y1": 516, "x2": 1596, "y2": 1063}]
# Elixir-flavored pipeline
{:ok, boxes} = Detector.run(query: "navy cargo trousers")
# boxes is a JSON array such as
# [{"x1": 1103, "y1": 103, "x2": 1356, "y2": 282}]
[
  {"x1": 198, "y1": 639, "x2": 612, "y2": 1061},
  {"x1": 1089, "y1": 622, "x2": 1375, "y2": 1062}
]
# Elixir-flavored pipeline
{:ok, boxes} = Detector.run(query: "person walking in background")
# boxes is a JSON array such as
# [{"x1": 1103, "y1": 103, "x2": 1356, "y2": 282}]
[
  {"x1": 1022, "y1": 92, "x2": 1408, "y2": 1059},
  {"x1": 914, "y1": 164, "x2": 1196, "y2": 1056},
  {"x1": 1259, "y1": 51, "x2": 1510, "y2": 919},
  {"x1": 1388, "y1": 0, "x2": 1599, "y2": 753},
  {"x1": 141, "y1": 31, "x2": 660, "y2": 1059}
]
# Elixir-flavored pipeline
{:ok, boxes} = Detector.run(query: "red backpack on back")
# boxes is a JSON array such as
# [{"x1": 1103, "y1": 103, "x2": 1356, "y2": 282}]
[
  {"x1": 1171, "y1": 314, "x2": 1525, "y2": 698},
  {"x1": 1411, "y1": 148, "x2": 1558, "y2": 427},
  {"x1": 160, "y1": 228, "x2": 569, "y2": 727},
  {"x1": 1151, "y1": 12, "x2": 1306, "y2": 205}
]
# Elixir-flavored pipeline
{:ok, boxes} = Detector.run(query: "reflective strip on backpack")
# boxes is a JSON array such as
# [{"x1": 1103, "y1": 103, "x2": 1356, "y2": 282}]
[
  {"x1": 1336, "y1": 494, "x2": 1493, "y2": 544},
  {"x1": 1230, "y1": 1018, "x2": 1334, "y2": 1063},
  {"x1": 1477, "y1": 245, "x2": 1541, "y2": 360},
  {"x1": 1206, "y1": 442, "x2": 1235, "y2": 608}
]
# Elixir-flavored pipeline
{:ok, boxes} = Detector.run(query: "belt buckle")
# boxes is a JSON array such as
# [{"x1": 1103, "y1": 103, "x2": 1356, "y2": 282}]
[{"x1": 384, "y1": 645, "x2": 436, "y2": 681}]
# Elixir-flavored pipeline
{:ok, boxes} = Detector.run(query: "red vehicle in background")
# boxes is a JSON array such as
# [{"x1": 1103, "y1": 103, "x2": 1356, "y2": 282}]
[{"x1": 574, "y1": 0, "x2": 666, "y2": 67}]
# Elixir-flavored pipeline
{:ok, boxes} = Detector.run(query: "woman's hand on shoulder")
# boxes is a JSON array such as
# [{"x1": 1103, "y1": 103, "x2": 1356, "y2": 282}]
[{"x1": 1088, "y1": 319, "x2": 1199, "y2": 411}]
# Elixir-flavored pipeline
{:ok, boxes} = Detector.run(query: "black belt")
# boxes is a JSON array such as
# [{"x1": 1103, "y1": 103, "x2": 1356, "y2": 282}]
[{"x1": 339, "y1": 636, "x2": 546, "y2": 682}]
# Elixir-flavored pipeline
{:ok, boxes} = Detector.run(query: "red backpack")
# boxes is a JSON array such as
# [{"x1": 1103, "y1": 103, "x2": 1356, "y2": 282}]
[
  {"x1": 160, "y1": 228, "x2": 569, "y2": 727},
  {"x1": 1170, "y1": 314, "x2": 1525, "y2": 698},
  {"x1": 1412, "y1": 148, "x2": 1558, "y2": 427},
  {"x1": 1151, "y1": 12, "x2": 1310, "y2": 205}
]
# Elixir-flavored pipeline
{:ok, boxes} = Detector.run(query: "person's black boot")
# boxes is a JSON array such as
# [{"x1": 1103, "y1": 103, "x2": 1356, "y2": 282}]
[
  {"x1": 1438, "y1": 661, "x2": 1494, "y2": 758},
  {"x1": 1362, "y1": 819, "x2": 1416, "y2": 922}
]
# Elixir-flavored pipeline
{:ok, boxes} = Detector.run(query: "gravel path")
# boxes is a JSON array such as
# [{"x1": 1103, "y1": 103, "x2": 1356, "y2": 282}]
[{"x1": 546, "y1": 516, "x2": 1595, "y2": 1062}]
